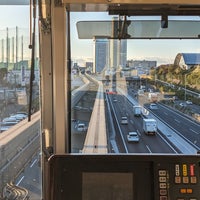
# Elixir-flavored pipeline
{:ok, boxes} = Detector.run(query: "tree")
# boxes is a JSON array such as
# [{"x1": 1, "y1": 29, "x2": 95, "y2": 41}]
[{"x1": 0, "y1": 68, "x2": 7, "y2": 84}]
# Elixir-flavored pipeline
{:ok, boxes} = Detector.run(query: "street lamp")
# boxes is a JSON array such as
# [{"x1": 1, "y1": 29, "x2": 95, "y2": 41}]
[{"x1": 184, "y1": 74, "x2": 186, "y2": 102}]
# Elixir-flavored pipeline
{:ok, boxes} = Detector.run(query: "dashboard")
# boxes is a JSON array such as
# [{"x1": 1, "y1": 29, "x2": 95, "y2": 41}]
[{"x1": 49, "y1": 154, "x2": 200, "y2": 200}]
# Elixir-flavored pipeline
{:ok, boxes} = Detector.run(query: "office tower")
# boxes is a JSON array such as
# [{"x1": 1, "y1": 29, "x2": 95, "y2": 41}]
[
  {"x1": 110, "y1": 17, "x2": 127, "y2": 70},
  {"x1": 93, "y1": 38, "x2": 109, "y2": 73}
]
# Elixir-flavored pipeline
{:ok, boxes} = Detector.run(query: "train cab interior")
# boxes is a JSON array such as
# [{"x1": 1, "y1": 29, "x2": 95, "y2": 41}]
[
  {"x1": 1, "y1": 0, "x2": 200, "y2": 200},
  {"x1": 42, "y1": 1, "x2": 200, "y2": 199}
]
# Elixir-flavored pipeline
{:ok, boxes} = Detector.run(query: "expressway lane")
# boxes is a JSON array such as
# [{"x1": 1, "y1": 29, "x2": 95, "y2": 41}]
[
  {"x1": 145, "y1": 103, "x2": 200, "y2": 148},
  {"x1": 15, "y1": 152, "x2": 41, "y2": 200},
  {"x1": 108, "y1": 93, "x2": 178, "y2": 154}
]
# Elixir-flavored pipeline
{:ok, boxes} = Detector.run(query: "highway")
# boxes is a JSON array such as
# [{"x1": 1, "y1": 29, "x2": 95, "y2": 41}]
[
  {"x1": 107, "y1": 93, "x2": 179, "y2": 154},
  {"x1": 1, "y1": 74, "x2": 200, "y2": 199},
  {"x1": 145, "y1": 103, "x2": 200, "y2": 150},
  {"x1": 14, "y1": 153, "x2": 41, "y2": 200}
]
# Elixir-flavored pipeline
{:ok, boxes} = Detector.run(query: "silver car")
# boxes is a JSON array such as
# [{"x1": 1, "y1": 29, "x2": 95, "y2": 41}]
[
  {"x1": 121, "y1": 116, "x2": 128, "y2": 125},
  {"x1": 127, "y1": 132, "x2": 139, "y2": 142}
]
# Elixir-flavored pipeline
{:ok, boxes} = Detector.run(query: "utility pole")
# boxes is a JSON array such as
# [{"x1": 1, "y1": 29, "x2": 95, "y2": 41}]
[{"x1": 184, "y1": 74, "x2": 187, "y2": 102}]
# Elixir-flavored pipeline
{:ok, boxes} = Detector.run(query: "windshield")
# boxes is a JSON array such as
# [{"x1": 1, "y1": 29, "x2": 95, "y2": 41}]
[
  {"x1": 0, "y1": 4, "x2": 40, "y2": 200},
  {"x1": 71, "y1": 13, "x2": 200, "y2": 155}
]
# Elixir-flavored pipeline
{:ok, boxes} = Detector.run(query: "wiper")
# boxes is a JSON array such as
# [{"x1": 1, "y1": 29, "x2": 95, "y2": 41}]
[
  {"x1": 28, "y1": 0, "x2": 36, "y2": 122},
  {"x1": 118, "y1": 16, "x2": 131, "y2": 39}
]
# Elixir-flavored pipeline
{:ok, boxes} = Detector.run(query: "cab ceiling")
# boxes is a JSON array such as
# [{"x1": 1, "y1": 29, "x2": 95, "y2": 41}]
[
  {"x1": 65, "y1": 3, "x2": 200, "y2": 16},
  {"x1": 1, "y1": 0, "x2": 200, "y2": 16},
  {"x1": 64, "y1": 0, "x2": 200, "y2": 12}
]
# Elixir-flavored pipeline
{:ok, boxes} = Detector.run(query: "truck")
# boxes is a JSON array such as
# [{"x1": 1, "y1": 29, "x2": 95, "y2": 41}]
[
  {"x1": 133, "y1": 105, "x2": 142, "y2": 117},
  {"x1": 143, "y1": 118, "x2": 157, "y2": 135}
]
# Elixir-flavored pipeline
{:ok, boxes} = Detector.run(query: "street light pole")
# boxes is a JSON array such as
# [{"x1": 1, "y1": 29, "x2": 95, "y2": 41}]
[{"x1": 184, "y1": 74, "x2": 186, "y2": 102}]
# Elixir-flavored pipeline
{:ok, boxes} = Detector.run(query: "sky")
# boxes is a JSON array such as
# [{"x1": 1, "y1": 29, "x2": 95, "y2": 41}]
[
  {"x1": 1, "y1": 5, "x2": 200, "y2": 66},
  {"x1": 70, "y1": 12, "x2": 200, "y2": 65},
  {"x1": 0, "y1": 6, "x2": 30, "y2": 29}
]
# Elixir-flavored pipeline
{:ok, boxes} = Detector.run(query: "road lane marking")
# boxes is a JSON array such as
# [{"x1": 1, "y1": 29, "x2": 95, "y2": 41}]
[
  {"x1": 30, "y1": 159, "x2": 37, "y2": 168},
  {"x1": 190, "y1": 128, "x2": 199, "y2": 135},
  {"x1": 146, "y1": 145, "x2": 152, "y2": 153},
  {"x1": 16, "y1": 176, "x2": 24, "y2": 186},
  {"x1": 174, "y1": 119, "x2": 180, "y2": 123}
]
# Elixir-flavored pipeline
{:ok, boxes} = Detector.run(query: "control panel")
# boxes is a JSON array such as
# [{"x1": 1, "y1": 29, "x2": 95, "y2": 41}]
[
  {"x1": 48, "y1": 154, "x2": 200, "y2": 200},
  {"x1": 155, "y1": 160, "x2": 200, "y2": 200}
]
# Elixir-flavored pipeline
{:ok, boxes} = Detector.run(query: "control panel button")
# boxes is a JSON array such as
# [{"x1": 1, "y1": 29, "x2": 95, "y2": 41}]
[
  {"x1": 160, "y1": 189, "x2": 167, "y2": 195},
  {"x1": 160, "y1": 196, "x2": 168, "y2": 200},
  {"x1": 182, "y1": 177, "x2": 189, "y2": 184},
  {"x1": 175, "y1": 176, "x2": 181, "y2": 184},
  {"x1": 180, "y1": 188, "x2": 186, "y2": 194},
  {"x1": 159, "y1": 170, "x2": 167, "y2": 176},
  {"x1": 159, "y1": 177, "x2": 167, "y2": 182},
  {"x1": 190, "y1": 176, "x2": 197, "y2": 184},
  {"x1": 160, "y1": 183, "x2": 167, "y2": 188},
  {"x1": 186, "y1": 188, "x2": 193, "y2": 194}
]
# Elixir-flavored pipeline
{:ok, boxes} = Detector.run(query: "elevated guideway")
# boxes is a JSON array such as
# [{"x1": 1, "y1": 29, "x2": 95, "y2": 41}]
[{"x1": 82, "y1": 75, "x2": 107, "y2": 153}]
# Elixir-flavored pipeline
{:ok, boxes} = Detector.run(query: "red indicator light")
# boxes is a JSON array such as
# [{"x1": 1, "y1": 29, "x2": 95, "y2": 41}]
[{"x1": 190, "y1": 164, "x2": 195, "y2": 176}]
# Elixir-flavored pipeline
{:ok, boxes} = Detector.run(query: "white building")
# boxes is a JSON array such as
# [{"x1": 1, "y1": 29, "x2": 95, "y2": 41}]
[{"x1": 174, "y1": 53, "x2": 200, "y2": 70}]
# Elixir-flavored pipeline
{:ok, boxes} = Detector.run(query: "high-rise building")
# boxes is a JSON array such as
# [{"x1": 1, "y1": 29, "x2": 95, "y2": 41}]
[
  {"x1": 110, "y1": 17, "x2": 118, "y2": 70},
  {"x1": 110, "y1": 17, "x2": 127, "y2": 70},
  {"x1": 93, "y1": 17, "x2": 128, "y2": 73},
  {"x1": 118, "y1": 39, "x2": 127, "y2": 68},
  {"x1": 93, "y1": 38, "x2": 109, "y2": 73}
]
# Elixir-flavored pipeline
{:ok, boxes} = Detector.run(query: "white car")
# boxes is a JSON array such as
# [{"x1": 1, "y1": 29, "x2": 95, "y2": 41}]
[
  {"x1": 121, "y1": 116, "x2": 128, "y2": 125},
  {"x1": 149, "y1": 103, "x2": 158, "y2": 110},
  {"x1": 2, "y1": 117, "x2": 20, "y2": 123},
  {"x1": 137, "y1": 89, "x2": 144, "y2": 96},
  {"x1": 186, "y1": 100, "x2": 193, "y2": 105},
  {"x1": 179, "y1": 103, "x2": 186, "y2": 107},
  {"x1": 127, "y1": 132, "x2": 139, "y2": 142},
  {"x1": 10, "y1": 114, "x2": 27, "y2": 121},
  {"x1": 77, "y1": 123, "x2": 87, "y2": 132}
]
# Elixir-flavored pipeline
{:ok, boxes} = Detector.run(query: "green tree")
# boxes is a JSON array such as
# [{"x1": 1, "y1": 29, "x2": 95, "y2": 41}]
[{"x1": 0, "y1": 68, "x2": 7, "y2": 83}]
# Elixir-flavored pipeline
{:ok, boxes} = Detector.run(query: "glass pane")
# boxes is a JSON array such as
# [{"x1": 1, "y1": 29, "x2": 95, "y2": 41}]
[
  {"x1": 77, "y1": 19, "x2": 200, "y2": 39},
  {"x1": 0, "y1": 5, "x2": 41, "y2": 200},
  {"x1": 71, "y1": 13, "x2": 200, "y2": 154}
]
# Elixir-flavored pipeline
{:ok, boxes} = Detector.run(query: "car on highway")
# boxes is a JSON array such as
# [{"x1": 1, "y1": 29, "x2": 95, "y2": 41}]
[
  {"x1": 10, "y1": 113, "x2": 27, "y2": 121},
  {"x1": 127, "y1": 132, "x2": 139, "y2": 142},
  {"x1": 186, "y1": 100, "x2": 193, "y2": 105},
  {"x1": 0, "y1": 121, "x2": 18, "y2": 133},
  {"x1": 121, "y1": 116, "x2": 128, "y2": 125},
  {"x1": 149, "y1": 103, "x2": 158, "y2": 110},
  {"x1": 77, "y1": 123, "x2": 87, "y2": 132},
  {"x1": 179, "y1": 102, "x2": 186, "y2": 107},
  {"x1": 2, "y1": 117, "x2": 20, "y2": 123},
  {"x1": 137, "y1": 89, "x2": 144, "y2": 96}
]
